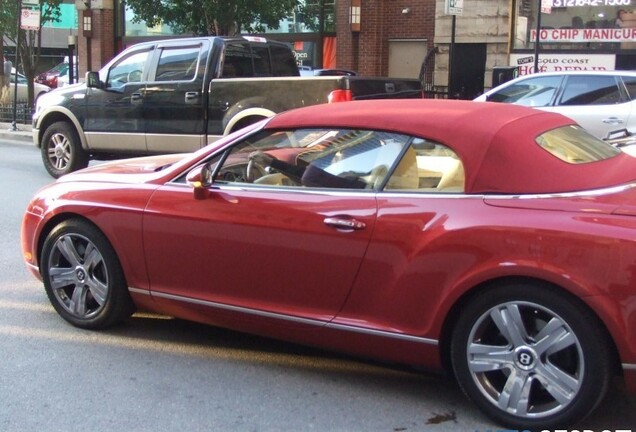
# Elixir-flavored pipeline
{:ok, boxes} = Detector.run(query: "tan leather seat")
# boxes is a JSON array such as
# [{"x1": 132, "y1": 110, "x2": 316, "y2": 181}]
[
  {"x1": 385, "y1": 146, "x2": 420, "y2": 190},
  {"x1": 436, "y1": 158, "x2": 465, "y2": 191}
]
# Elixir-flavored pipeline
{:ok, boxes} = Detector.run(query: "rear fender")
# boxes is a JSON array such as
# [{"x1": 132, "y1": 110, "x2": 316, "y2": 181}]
[{"x1": 223, "y1": 106, "x2": 276, "y2": 135}]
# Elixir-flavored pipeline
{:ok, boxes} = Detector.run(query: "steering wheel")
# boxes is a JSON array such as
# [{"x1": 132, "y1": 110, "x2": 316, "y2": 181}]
[{"x1": 246, "y1": 159, "x2": 266, "y2": 183}]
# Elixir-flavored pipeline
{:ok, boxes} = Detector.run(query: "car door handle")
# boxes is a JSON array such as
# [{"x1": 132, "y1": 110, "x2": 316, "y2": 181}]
[
  {"x1": 185, "y1": 92, "x2": 200, "y2": 104},
  {"x1": 323, "y1": 217, "x2": 366, "y2": 231},
  {"x1": 131, "y1": 92, "x2": 143, "y2": 104},
  {"x1": 603, "y1": 117, "x2": 624, "y2": 125}
]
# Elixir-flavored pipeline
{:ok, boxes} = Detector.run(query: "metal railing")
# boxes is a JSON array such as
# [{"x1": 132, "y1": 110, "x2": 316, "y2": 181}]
[{"x1": 0, "y1": 102, "x2": 33, "y2": 124}]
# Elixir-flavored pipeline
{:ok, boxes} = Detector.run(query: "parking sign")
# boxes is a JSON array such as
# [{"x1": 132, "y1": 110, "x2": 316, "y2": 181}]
[{"x1": 446, "y1": 0, "x2": 463, "y2": 15}]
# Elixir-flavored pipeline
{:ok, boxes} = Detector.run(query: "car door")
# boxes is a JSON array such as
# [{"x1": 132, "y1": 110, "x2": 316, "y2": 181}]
[
  {"x1": 144, "y1": 40, "x2": 210, "y2": 153},
  {"x1": 553, "y1": 74, "x2": 633, "y2": 139},
  {"x1": 142, "y1": 127, "x2": 409, "y2": 322},
  {"x1": 84, "y1": 45, "x2": 153, "y2": 152}
]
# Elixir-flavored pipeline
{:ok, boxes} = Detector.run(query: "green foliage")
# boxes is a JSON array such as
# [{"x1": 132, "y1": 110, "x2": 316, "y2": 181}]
[{"x1": 125, "y1": 0, "x2": 300, "y2": 36}]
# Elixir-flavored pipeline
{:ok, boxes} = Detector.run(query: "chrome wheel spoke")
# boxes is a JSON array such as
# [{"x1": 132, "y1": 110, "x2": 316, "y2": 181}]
[
  {"x1": 83, "y1": 243, "x2": 102, "y2": 269},
  {"x1": 533, "y1": 317, "x2": 575, "y2": 357},
  {"x1": 535, "y1": 361, "x2": 580, "y2": 405},
  {"x1": 70, "y1": 284, "x2": 89, "y2": 316},
  {"x1": 468, "y1": 343, "x2": 515, "y2": 372},
  {"x1": 48, "y1": 267, "x2": 76, "y2": 290},
  {"x1": 497, "y1": 370, "x2": 533, "y2": 415},
  {"x1": 56, "y1": 236, "x2": 82, "y2": 267},
  {"x1": 490, "y1": 304, "x2": 529, "y2": 347},
  {"x1": 86, "y1": 277, "x2": 108, "y2": 306}
]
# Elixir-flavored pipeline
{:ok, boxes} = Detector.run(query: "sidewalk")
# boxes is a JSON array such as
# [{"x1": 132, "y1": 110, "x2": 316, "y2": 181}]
[{"x1": 0, "y1": 122, "x2": 33, "y2": 144}]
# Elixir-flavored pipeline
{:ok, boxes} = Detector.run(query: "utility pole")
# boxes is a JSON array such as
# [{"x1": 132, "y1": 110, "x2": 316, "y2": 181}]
[
  {"x1": 534, "y1": 0, "x2": 542, "y2": 73},
  {"x1": 11, "y1": 0, "x2": 22, "y2": 131}
]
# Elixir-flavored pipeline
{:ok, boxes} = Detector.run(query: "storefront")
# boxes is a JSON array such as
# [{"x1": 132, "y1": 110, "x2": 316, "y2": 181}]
[
  {"x1": 117, "y1": 0, "x2": 337, "y2": 70},
  {"x1": 511, "y1": 0, "x2": 636, "y2": 74}
]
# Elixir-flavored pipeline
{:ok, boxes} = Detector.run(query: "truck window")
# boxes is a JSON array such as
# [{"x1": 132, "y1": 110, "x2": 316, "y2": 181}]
[
  {"x1": 106, "y1": 48, "x2": 151, "y2": 89},
  {"x1": 251, "y1": 45, "x2": 271, "y2": 76},
  {"x1": 222, "y1": 43, "x2": 253, "y2": 78},
  {"x1": 271, "y1": 45, "x2": 300, "y2": 76},
  {"x1": 155, "y1": 46, "x2": 200, "y2": 82}
]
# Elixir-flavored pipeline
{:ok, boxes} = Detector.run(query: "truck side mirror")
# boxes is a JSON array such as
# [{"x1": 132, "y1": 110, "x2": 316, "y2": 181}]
[{"x1": 86, "y1": 71, "x2": 102, "y2": 89}]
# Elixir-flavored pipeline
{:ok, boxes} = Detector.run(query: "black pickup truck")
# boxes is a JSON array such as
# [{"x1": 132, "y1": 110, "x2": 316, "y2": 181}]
[{"x1": 33, "y1": 36, "x2": 423, "y2": 178}]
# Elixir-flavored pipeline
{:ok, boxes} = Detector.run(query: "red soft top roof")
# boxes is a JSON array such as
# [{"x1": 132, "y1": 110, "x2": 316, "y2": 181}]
[{"x1": 265, "y1": 99, "x2": 636, "y2": 194}]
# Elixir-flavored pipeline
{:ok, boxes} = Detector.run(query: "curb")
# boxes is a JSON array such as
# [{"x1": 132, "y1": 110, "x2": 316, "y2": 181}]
[{"x1": 0, "y1": 122, "x2": 33, "y2": 144}]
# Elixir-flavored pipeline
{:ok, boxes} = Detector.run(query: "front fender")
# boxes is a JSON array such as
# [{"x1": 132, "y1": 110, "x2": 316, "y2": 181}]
[{"x1": 35, "y1": 106, "x2": 88, "y2": 151}]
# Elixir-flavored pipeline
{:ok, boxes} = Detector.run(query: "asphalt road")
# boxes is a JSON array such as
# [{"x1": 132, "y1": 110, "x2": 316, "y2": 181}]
[{"x1": 1, "y1": 138, "x2": 635, "y2": 432}]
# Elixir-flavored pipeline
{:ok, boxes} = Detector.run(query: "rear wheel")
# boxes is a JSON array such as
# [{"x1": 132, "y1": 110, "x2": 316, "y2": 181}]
[
  {"x1": 41, "y1": 121, "x2": 88, "y2": 178},
  {"x1": 450, "y1": 283, "x2": 612, "y2": 429},
  {"x1": 41, "y1": 219, "x2": 135, "y2": 329}
]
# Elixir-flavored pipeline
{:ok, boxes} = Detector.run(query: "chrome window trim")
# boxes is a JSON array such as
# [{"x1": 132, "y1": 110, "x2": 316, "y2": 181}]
[
  {"x1": 623, "y1": 363, "x2": 636, "y2": 370},
  {"x1": 164, "y1": 180, "x2": 482, "y2": 199},
  {"x1": 129, "y1": 287, "x2": 438, "y2": 346},
  {"x1": 483, "y1": 182, "x2": 636, "y2": 200}
]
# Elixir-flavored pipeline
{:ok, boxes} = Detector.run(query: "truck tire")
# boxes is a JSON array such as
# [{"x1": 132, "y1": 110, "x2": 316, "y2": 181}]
[{"x1": 41, "y1": 121, "x2": 89, "y2": 178}]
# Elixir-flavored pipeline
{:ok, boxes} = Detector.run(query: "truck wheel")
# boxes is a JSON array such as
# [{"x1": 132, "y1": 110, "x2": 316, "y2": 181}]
[
  {"x1": 450, "y1": 283, "x2": 612, "y2": 429},
  {"x1": 41, "y1": 121, "x2": 89, "y2": 178}
]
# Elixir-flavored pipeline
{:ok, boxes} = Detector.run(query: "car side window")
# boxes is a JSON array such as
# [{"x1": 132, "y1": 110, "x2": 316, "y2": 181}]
[
  {"x1": 385, "y1": 139, "x2": 465, "y2": 193},
  {"x1": 154, "y1": 46, "x2": 200, "y2": 82},
  {"x1": 106, "y1": 48, "x2": 151, "y2": 89},
  {"x1": 487, "y1": 76, "x2": 562, "y2": 107},
  {"x1": 621, "y1": 75, "x2": 636, "y2": 101},
  {"x1": 559, "y1": 76, "x2": 622, "y2": 106},
  {"x1": 215, "y1": 129, "x2": 409, "y2": 190}
]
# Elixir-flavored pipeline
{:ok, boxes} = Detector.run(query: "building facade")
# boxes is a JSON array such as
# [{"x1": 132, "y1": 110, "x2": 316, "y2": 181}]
[{"x1": 36, "y1": 1, "x2": 636, "y2": 98}]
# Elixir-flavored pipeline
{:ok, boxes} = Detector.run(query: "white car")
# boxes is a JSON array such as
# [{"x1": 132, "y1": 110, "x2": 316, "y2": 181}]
[
  {"x1": 475, "y1": 71, "x2": 636, "y2": 140},
  {"x1": 5, "y1": 68, "x2": 51, "y2": 102}
]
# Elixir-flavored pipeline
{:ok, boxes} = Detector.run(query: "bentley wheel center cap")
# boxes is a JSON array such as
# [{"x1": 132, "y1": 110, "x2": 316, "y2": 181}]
[
  {"x1": 514, "y1": 347, "x2": 537, "y2": 371},
  {"x1": 76, "y1": 268, "x2": 86, "y2": 282}
]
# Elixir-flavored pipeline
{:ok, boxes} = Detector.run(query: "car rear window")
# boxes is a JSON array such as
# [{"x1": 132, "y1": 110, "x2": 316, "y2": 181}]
[{"x1": 535, "y1": 125, "x2": 620, "y2": 163}]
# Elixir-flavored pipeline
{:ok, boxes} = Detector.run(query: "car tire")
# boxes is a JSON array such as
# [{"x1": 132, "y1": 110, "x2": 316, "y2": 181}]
[
  {"x1": 41, "y1": 121, "x2": 89, "y2": 178},
  {"x1": 41, "y1": 219, "x2": 135, "y2": 329},
  {"x1": 450, "y1": 282, "x2": 612, "y2": 429}
]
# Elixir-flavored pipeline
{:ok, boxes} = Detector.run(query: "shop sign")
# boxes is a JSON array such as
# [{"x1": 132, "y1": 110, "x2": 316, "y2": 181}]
[
  {"x1": 530, "y1": 27, "x2": 636, "y2": 42},
  {"x1": 510, "y1": 53, "x2": 616, "y2": 75}
]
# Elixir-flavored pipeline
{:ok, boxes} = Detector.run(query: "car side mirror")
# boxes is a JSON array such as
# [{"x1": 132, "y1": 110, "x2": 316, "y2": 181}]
[
  {"x1": 186, "y1": 163, "x2": 215, "y2": 199},
  {"x1": 86, "y1": 71, "x2": 102, "y2": 89}
]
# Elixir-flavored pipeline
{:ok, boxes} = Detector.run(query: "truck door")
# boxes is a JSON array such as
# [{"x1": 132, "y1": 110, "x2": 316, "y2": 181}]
[
  {"x1": 144, "y1": 41, "x2": 210, "y2": 153},
  {"x1": 84, "y1": 46, "x2": 152, "y2": 152}
]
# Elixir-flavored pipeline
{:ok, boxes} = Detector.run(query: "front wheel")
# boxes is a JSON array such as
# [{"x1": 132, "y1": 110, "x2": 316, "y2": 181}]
[
  {"x1": 41, "y1": 121, "x2": 88, "y2": 178},
  {"x1": 450, "y1": 283, "x2": 612, "y2": 429},
  {"x1": 41, "y1": 219, "x2": 135, "y2": 329}
]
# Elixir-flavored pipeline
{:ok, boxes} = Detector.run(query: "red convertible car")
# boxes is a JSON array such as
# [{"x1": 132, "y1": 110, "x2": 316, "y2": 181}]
[{"x1": 21, "y1": 99, "x2": 636, "y2": 429}]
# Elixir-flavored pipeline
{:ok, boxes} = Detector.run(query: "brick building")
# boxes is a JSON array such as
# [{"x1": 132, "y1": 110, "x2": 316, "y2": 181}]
[{"x1": 68, "y1": 0, "x2": 636, "y2": 99}]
